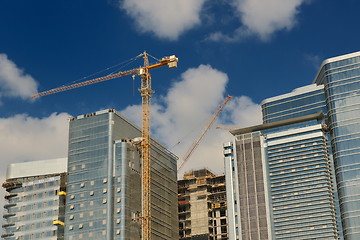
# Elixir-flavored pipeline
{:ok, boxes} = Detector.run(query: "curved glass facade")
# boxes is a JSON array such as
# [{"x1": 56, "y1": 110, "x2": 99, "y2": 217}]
[
  {"x1": 314, "y1": 52, "x2": 360, "y2": 240},
  {"x1": 262, "y1": 84, "x2": 327, "y2": 124}
]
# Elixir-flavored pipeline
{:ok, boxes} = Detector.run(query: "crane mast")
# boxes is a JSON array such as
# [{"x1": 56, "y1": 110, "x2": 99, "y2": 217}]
[
  {"x1": 177, "y1": 95, "x2": 232, "y2": 171},
  {"x1": 140, "y1": 53, "x2": 152, "y2": 240},
  {"x1": 32, "y1": 52, "x2": 178, "y2": 240}
]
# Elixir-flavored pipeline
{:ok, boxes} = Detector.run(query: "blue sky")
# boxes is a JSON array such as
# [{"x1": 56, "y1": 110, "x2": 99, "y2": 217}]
[{"x1": 1, "y1": 0, "x2": 360, "y2": 210}]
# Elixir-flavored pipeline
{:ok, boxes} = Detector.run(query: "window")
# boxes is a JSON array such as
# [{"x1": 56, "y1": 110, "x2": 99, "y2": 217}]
[
  {"x1": 103, "y1": 178, "x2": 108, "y2": 183},
  {"x1": 70, "y1": 205, "x2": 74, "y2": 210},
  {"x1": 102, "y1": 220, "x2": 107, "y2": 225},
  {"x1": 80, "y1": 183, "x2": 85, "y2": 188},
  {"x1": 117, "y1": 187, "x2": 121, "y2": 193},
  {"x1": 69, "y1": 225, "x2": 74, "y2": 230},
  {"x1": 79, "y1": 224, "x2": 83, "y2": 229},
  {"x1": 70, "y1": 195, "x2": 75, "y2": 200},
  {"x1": 90, "y1": 181, "x2": 95, "y2": 186},
  {"x1": 70, "y1": 215, "x2": 74, "y2": 220},
  {"x1": 90, "y1": 191, "x2": 94, "y2": 196},
  {"x1": 116, "y1": 198, "x2": 121, "y2": 203},
  {"x1": 81, "y1": 164, "x2": 86, "y2": 169},
  {"x1": 116, "y1": 230, "x2": 120, "y2": 235},
  {"x1": 103, "y1": 199, "x2": 107, "y2": 204},
  {"x1": 89, "y1": 211, "x2": 94, "y2": 216},
  {"x1": 103, "y1": 189, "x2": 107, "y2": 194}
]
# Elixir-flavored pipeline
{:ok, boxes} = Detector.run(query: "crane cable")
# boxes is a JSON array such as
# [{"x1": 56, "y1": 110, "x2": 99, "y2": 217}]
[{"x1": 58, "y1": 54, "x2": 143, "y2": 88}]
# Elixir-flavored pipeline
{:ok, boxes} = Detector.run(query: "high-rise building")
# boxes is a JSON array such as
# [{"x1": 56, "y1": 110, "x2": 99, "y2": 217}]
[
  {"x1": 313, "y1": 52, "x2": 360, "y2": 239},
  {"x1": 64, "y1": 109, "x2": 178, "y2": 240},
  {"x1": 1, "y1": 158, "x2": 67, "y2": 240},
  {"x1": 225, "y1": 51, "x2": 360, "y2": 239},
  {"x1": 225, "y1": 113, "x2": 339, "y2": 239},
  {"x1": 178, "y1": 169, "x2": 228, "y2": 240},
  {"x1": 224, "y1": 131, "x2": 270, "y2": 240}
]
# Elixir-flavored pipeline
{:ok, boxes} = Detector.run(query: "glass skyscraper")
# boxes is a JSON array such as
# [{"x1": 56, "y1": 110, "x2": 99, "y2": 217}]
[
  {"x1": 263, "y1": 51, "x2": 360, "y2": 239},
  {"x1": 225, "y1": 51, "x2": 360, "y2": 239},
  {"x1": 64, "y1": 109, "x2": 178, "y2": 240},
  {"x1": 2, "y1": 158, "x2": 67, "y2": 240},
  {"x1": 313, "y1": 52, "x2": 360, "y2": 239}
]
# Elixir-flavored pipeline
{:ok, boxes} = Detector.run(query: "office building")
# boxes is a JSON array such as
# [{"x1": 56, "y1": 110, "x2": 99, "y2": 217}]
[
  {"x1": 224, "y1": 131, "x2": 270, "y2": 240},
  {"x1": 178, "y1": 169, "x2": 228, "y2": 240},
  {"x1": 313, "y1": 52, "x2": 360, "y2": 239},
  {"x1": 225, "y1": 51, "x2": 360, "y2": 239},
  {"x1": 225, "y1": 113, "x2": 338, "y2": 239},
  {"x1": 1, "y1": 158, "x2": 67, "y2": 240},
  {"x1": 64, "y1": 109, "x2": 178, "y2": 240}
]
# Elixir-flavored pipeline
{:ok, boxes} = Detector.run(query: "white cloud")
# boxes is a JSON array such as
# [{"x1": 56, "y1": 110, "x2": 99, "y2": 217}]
[
  {"x1": 0, "y1": 54, "x2": 38, "y2": 100},
  {"x1": 209, "y1": 0, "x2": 307, "y2": 42},
  {"x1": 119, "y1": 0, "x2": 309, "y2": 42},
  {"x1": 0, "y1": 113, "x2": 69, "y2": 232},
  {"x1": 120, "y1": 0, "x2": 206, "y2": 40},
  {"x1": 122, "y1": 65, "x2": 262, "y2": 177}
]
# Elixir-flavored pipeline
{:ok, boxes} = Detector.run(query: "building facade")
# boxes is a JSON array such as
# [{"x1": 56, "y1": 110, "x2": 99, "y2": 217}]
[
  {"x1": 313, "y1": 52, "x2": 360, "y2": 239},
  {"x1": 1, "y1": 158, "x2": 67, "y2": 240},
  {"x1": 224, "y1": 132, "x2": 270, "y2": 240},
  {"x1": 225, "y1": 114, "x2": 339, "y2": 239},
  {"x1": 64, "y1": 109, "x2": 178, "y2": 240},
  {"x1": 178, "y1": 169, "x2": 228, "y2": 240},
  {"x1": 225, "y1": 51, "x2": 360, "y2": 239}
]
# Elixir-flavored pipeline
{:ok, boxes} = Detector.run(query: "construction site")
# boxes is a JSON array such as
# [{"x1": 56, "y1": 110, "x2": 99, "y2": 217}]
[
  {"x1": 178, "y1": 169, "x2": 228, "y2": 240},
  {"x1": 1, "y1": 52, "x2": 230, "y2": 240}
]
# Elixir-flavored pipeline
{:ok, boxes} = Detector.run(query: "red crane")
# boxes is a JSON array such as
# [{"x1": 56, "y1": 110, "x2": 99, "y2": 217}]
[{"x1": 177, "y1": 95, "x2": 232, "y2": 171}]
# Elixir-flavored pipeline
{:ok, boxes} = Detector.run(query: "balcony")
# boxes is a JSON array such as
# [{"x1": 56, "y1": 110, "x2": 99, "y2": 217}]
[
  {"x1": 1, "y1": 233, "x2": 14, "y2": 238},
  {"x1": 3, "y1": 213, "x2": 16, "y2": 218},
  {"x1": 3, "y1": 203, "x2": 16, "y2": 209},
  {"x1": 4, "y1": 193, "x2": 17, "y2": 199},
  {"x1": 2, "y1": 223, "x2": 15, "y2": 228},
  {"x1": 2, "y1": 181, "x2": 21, "y2": 191}
]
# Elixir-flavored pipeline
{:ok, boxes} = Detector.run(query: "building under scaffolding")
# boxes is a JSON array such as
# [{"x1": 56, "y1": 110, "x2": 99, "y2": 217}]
[{"x1": 178, "y1": 169, "x2": 228, "y2": 240}]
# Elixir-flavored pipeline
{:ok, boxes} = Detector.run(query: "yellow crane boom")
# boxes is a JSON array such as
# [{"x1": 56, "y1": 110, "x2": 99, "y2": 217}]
[
  {"x1": 32, "y1": 52, "x2": 178, "y2": 240},
  {"x1": 177, "y1": 95, "x2": 232, "y2": 171}
]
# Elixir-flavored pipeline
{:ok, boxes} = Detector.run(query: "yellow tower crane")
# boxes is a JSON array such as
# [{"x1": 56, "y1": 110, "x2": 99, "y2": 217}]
[{"x1": 32, "y1": 52, "x2": 178, "y2": 240}]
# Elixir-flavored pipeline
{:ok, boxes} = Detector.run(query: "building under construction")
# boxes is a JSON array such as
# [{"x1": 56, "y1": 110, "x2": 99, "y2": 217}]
[{"x1": 178, "y1": 169, "x2": 228, "y2": 240}]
